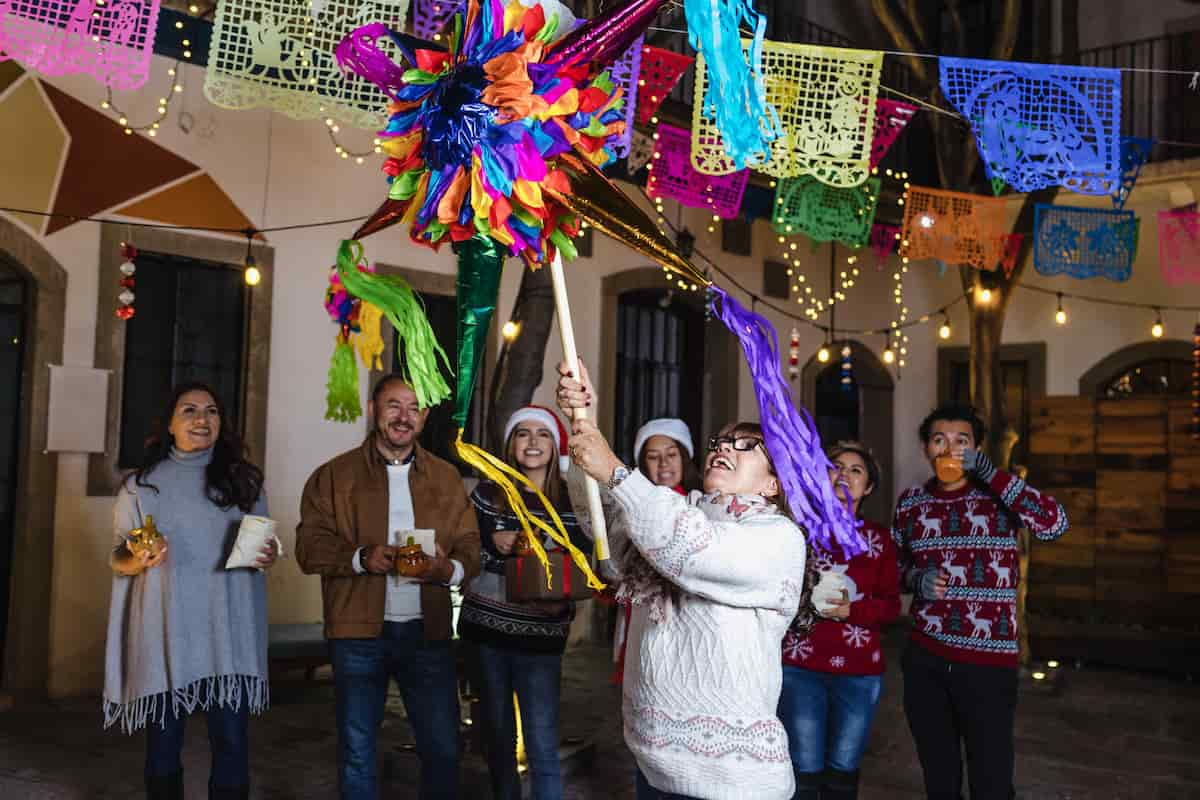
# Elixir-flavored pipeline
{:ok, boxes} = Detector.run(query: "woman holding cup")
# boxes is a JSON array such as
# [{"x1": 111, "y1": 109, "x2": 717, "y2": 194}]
[
  {"x1": 777, "y1": 442, "x2": 900, "y2": 800},
  {"x1": 104, "y1": 382, "x2": 276, "y2": 800}
]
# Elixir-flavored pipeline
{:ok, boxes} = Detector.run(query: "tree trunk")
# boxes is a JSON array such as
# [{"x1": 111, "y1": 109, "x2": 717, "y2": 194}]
[{"x1": 487, "y1": 264, "x2": 557, "y2": 450}]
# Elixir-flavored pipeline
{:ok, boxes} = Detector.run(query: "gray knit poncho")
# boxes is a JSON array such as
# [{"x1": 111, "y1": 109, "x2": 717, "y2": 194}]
[{"x1": 103, "y1": 447, "x2": 269, "y2": 733}]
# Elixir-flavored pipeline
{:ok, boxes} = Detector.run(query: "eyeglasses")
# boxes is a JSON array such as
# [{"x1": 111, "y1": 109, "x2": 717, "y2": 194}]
[{"x1": 707, "y1": 435, "x2": 763, "y2": 453}]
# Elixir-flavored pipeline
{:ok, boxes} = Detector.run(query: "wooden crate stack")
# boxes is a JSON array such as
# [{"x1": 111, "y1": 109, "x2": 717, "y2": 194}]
[{"x1": 1026, "y1": 396, "x2": 1200, "y2": 671}]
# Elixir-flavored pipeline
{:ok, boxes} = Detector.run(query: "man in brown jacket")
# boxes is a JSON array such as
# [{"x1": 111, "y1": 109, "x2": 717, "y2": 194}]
[{"x1": 297, "y1": 375, "x2": 480, "y2": 800}]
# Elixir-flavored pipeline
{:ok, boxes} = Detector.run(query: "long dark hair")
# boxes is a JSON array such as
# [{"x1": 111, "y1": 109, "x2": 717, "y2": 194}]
[
  {"x1": 637, "y1": 436, "x2": 702, "y2": 493},
  {"x1": 134, "y1": 382, "x2": 264, "y2": 513}
]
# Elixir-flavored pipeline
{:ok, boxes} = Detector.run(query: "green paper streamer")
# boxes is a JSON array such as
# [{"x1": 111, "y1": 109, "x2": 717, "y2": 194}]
[
  {"x1": 990, "y1": 175, "x2": 1006, "y2": 196},
  {"x1": 336, "y1": 241, "x2": 453, "y2": 409},
  {"x1": 453, "y1": 234, "x2": 506, "y2": 430},
  {"x1": 325, "y1": 339, "x2": 362, "y2": 422}
]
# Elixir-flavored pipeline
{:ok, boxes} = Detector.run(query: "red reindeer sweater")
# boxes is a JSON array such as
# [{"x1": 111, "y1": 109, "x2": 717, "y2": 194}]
[
  {"x1": 781, "y1": 520, "x2": 901, "y2": 675},
  {"x1": 892, "y1": 469, "x2": 1068, "y2": 668}
]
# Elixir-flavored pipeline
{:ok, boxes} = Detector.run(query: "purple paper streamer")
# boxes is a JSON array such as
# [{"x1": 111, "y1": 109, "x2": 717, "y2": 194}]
[
  {"x1": 335, "y1": 23, "x2": 412, "y2": 98},
  {"x1": 607, "y1": 34, "x2": 643, "y2": 158},
  {"x1": 708, "y1": 285, "x2": 864, "y2": 557}
]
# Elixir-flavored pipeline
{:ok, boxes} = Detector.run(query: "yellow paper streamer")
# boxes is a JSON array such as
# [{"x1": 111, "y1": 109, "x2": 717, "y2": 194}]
[
  {"x1": 455, "y1": 429, "x2": 604, "y2": 592},
  {"x1": 355, "y1": 301, "x2": 385, "y2": 370}
]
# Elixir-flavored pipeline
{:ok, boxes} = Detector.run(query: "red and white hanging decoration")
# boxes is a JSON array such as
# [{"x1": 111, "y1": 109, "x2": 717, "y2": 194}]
[
  {"x1": 1192, "y1": 321, "x2": 1199, "y2": 440},
  {"x1": 789, "y1": 327, "x2": 800, "y2": 379},
  {"x1": 116, "y1": 242, "x2": 137, "y2": 321}
]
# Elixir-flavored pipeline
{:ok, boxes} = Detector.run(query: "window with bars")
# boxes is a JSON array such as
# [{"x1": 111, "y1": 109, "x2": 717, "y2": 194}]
[
  {"x1": 118, "y1": 252, "x2": 247, "y2": 469},
  {"x1": 721, "y1": 217, "x2": 753, "y2": 256},
  {"x1": 613, "y1": 290, "x2": 704, "y2": 466}
]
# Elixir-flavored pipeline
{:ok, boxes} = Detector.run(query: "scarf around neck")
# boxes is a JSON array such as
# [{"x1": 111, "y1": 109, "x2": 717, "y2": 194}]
[{"x1": 616, "y1": 491, "x2": 779, "y2": 622}]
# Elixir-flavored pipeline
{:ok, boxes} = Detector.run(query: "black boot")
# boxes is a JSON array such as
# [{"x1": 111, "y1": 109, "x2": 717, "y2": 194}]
[
  {"x1": 793, "y1": 769, "x2": 822, "y2": 800},
  {"x1": 146, "y1": 770, "x2": 183, "y2": 800},
  {"x1": 822, "y1": 767, "x2": 860, "y2": 800}
]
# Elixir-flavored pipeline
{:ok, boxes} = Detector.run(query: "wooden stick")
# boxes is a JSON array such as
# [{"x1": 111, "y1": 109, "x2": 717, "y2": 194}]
[{"x1": 548, "y1": 251, "x2": 610, "y2": 562}]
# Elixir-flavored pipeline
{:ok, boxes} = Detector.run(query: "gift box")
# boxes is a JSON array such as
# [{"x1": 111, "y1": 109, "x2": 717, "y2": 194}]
[{"x1": 506, "y1": 549, "x2": 595, "y2": 602}]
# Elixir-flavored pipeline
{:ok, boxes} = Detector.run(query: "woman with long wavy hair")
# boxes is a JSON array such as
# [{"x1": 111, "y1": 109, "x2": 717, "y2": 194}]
[{"x1": 104, "y1": 382, "x2": 277, "y2": 800}]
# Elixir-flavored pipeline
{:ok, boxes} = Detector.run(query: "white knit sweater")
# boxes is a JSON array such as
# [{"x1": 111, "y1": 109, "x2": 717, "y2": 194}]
[{"x1": 610, "y1": 471, "x2": 807, "y2": 800}]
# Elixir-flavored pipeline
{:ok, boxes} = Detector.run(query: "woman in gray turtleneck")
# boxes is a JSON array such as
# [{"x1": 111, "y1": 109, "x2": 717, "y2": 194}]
[{"x1": 104, "y1": 383, "x2": 277, "y2": 800}]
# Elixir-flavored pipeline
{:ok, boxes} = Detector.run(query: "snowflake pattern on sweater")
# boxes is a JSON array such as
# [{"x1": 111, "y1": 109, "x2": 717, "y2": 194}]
[
  {"x1": 781, "y1": 519, "x2": 900, "y2": 675},
  {"x1": 892, "y1": 468, "x2": 1068, "y2": 667}
]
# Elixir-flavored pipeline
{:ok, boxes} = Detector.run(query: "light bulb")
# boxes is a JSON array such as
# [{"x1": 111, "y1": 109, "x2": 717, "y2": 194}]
[
  {"x1": 244, "y1": 265, "x2": 261, "y2": 286},
  {"x1": 817, "y1": 346, "x2": 831, "y2": 363},
  {"x1": 1152, "y1": 318, "x2": 1164, "y2": 338},
  {"x1": 1055, "y1": 309, "x2": 1067, "y2": 325},
  {"x1": 502, "y1": 320, "x2": 520, "y2": 340},
  {"x1": 938, "y1": 318, "x2": 952, "y2": 340},
  {"x1": 883, "y1": 348, "x2": 895, "y2": 364},
  {"x1": 978, "y1": 287, "x2": 992, "y2": 304}
]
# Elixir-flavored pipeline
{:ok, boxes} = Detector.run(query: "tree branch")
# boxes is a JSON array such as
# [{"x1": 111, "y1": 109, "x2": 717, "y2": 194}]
[
  {"x1": 989, "y1": 0, "x2": 1022, "y2": 61},
  {"x1": 871, "y1": 0, "x2": 931, "y2": 84}
]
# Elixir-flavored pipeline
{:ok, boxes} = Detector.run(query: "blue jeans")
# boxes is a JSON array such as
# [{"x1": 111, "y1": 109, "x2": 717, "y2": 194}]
[
  {"x1": 635, "y1": 768, "x2": 701, "y2": 800},
  {"x1": 777, "y1": 666, "x2": 882, "y2": 774},
  {"x1": 476, "y1": 643, "x2": 563, "y2": 800},
  {"x1": 145, "y1": 701, "x2": 249, "y2": 791},
  {"x1": 329, "y1": 621, "x2": 461, "y2": 800}
]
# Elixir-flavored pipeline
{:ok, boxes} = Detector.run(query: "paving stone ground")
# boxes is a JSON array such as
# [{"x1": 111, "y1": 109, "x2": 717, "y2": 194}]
[{"x1": 2, "y1": 625, "x2": 1198, "y2": 799}]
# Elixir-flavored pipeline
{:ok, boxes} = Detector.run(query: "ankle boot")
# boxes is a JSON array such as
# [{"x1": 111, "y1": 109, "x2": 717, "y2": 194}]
[
  {"x1": 822, "y1": 767, "x2": 860, "y2": 800},
  {"x1": 793, "y1": 769, "x2": 822, "y2": 800},
  {"x1": 146, "y1": 770, "x2": 183, "y2": 800}
]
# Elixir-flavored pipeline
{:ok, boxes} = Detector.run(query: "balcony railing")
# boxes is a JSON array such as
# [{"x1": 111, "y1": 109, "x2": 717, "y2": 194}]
[{"x1": 1066, "y1": 32, "x2": 1200, "y2": 164}]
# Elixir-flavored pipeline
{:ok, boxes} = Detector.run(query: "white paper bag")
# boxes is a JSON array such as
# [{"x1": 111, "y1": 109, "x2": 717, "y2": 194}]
[
  {"x1": 225, "y1": 515, "x2": 284, "y2": 570},
  {"x1": 390, "y1": 528, "x2": 436, "y2": 586}
]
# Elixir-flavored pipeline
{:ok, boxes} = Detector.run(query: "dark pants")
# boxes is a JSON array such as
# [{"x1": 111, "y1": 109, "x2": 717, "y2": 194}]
[
  {"x1": 902, "y1": 643, "x2": 1018, "y2": 800},
  {"x1": 635, "y1": 768, "x2": 702, "y2": 800},
  {"x1": 145, "y1": 701, "x2": 249, "y2": 796},
  {"x1": 476, "y1": 643, "x2": 563, "y2": 800},
  {"x1": 329, "y1": 620, "x2": 461, "y2": 800}
]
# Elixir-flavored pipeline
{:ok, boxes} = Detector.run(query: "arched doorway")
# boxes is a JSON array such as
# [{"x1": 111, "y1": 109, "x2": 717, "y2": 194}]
[
  {"x1": 0, "y1": 216, "x2": 66, "y2": 696},
  {"x1": 0, "y1": 261, "x2": 26, "y2": 677},
  {"x1": 599, "y1": 268, "x2": 739, "y2": 461},
  {"x1": 800, "y1": 341, "x2": 895, "y2": 523},
  {"x1": 1078, "y1": 339, "x2": 1192, "y2": 398}
]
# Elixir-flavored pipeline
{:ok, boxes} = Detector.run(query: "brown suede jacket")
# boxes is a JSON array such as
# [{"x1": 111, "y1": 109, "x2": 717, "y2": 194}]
[{"x1": 295, "y1": 436, "x2": 480, "y2": 641}]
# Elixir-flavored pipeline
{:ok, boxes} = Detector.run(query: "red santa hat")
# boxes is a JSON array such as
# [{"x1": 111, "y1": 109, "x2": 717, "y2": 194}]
[{"x1": 503, "y1": 405, "x2": 571, "y2": 473}]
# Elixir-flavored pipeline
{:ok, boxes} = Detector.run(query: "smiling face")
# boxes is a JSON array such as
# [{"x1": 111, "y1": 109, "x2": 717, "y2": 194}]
[
  {"x1": 702, "y1": 426, "x2": 779, "y2": 498},
  {"x1": 828, "y1": 450, "x2": 874, "y2": 513},
  {"x1": 641, "y1": 435, "x2": 685, "y2": 489},
  {"x1": 369, "y1": 381, "x2": 429, "y2": 454},
  {"x1": 509, "y1": 423, "x2": 555, "y2": 473},
  {"x1": 924, "y1": 419, "x2": 976, "y2": 485},
  {"x1": 168, "y1": 389, "x2": 220, "y2": 453}
]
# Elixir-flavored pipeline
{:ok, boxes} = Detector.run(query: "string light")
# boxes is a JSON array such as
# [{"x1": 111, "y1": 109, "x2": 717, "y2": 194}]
[
  {"x1": 977, "y1": 286, "x2": 993, "y2": 305},
  {"x1": 242, "y1": 230, "x2": 261, "y2": 286},
  {"x1": 502, "y1": 320, "x2": 520, "y2": 340},
  {"x1": 1055, "y1": 292, "x2": 1067, "y2": 325},
  {"x1": 817, "y1": 344, "x2": 831, "y2": 363},
  {"x1": 1151, "y1": 309, "x2": 1165, "y2": 338},
  {"x1": 938, "y1": 314, "x2": 952, "y2": 340},
  {"x1": 325, "y1": 119, "x2": 378, "y2": 163},
  {"x1": 102, "y1": 59, "x2": 183, "y2": 135}
]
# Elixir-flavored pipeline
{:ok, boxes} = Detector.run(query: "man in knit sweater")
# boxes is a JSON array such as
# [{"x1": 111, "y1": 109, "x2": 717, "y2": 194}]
[{"x1": 892, "y1": 404, "x2": 1068, "y2": 800}]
